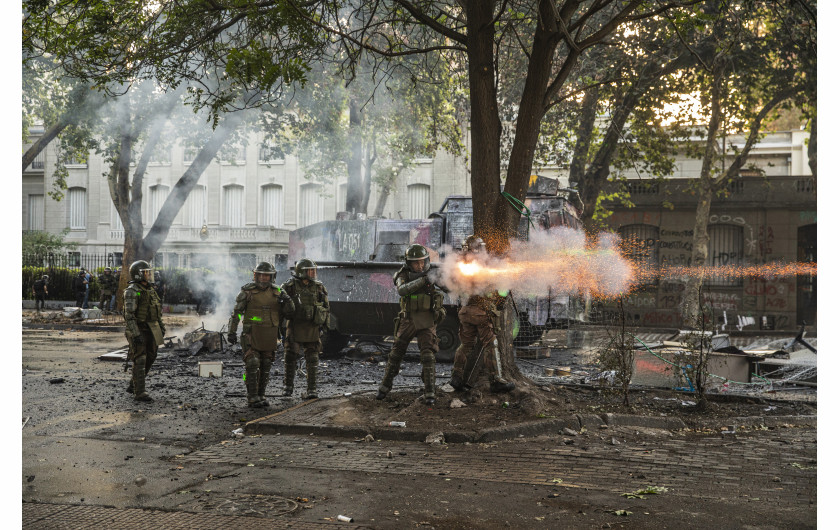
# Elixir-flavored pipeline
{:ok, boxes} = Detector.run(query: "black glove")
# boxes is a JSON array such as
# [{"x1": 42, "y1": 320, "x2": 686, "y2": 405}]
[{"x1": 227, "y1": 332, "x2": 238, "y2": 344}]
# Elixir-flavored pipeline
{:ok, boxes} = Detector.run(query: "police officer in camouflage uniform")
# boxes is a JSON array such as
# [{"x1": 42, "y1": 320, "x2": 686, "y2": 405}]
[
  {"x1": 281, "y1": 259, "x2": 330, "y2": 399},
  {"x1": 98, "y1": 267, "x2": 117, "y2": 311},
  {"x1": 123, "y1": 260, "x2": 165, "y2": 402},
  {"x1": 448, "y1": 236, "x2": 516, "y2": 394},
  {"x1": 227, "y1": 262, "x2": 296, "y2": 408},
  {"x1": 376, "y1": 245, "x2": 446, "y2": 406}
]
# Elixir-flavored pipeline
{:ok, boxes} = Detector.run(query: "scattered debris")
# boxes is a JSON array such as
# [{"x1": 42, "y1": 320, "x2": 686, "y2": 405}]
[
  {"x1": 231, "y1": 428, "x2": 244, "y2": 438},
  {"x1": 22, "y1": 417, "x2": 30, "y2": 429},
  {"x1": 337, "y1": 515, "x2": 354, "y2": 523},
  {"x1": 49, "y1": 378, "x2": 65, "y2": 384},
  {"x1": 440, "y1": 383, "x2": 455, "y2": 393},
  {"x1": 562, "y1": 428, "x2": 578, "y2": 436},
  {"x1": 386, "y1": 450, "x2": 393, "y2": 459},
  {"x1": 425, "y1": 432, "x2": 445, "y2": 444},
  {"x1": 622, "y1": 486, "x2": 667, "y2": 499},
  {"x1": 450, "y1": 398, "x2": 467, "y2": 409},
  {"x1": 388, "y1": 421, "x2": 406, "y2": 428},
  {"x1": 134, "y1": 475, "x2": 147, "y2": 487}
]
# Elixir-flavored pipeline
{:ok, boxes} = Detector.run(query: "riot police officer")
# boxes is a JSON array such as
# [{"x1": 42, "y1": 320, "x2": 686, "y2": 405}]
[
  {"x1": 281, "y1": 258, "x2": 330, "y2": 399},
  {"x1": 227, "y1": 262, "x2": 296, "y2": 408},
  {"x1": 448, "y1": 235, "x2": 516, "y2": 394},
  {"x1": 123, "y1": 260, "x2": 165, "y2": 402},
  {"x1": 98, "y1": 267, "x2": 117, "y2": 311},
  {"x1": 376, "y1": 244, "x2": 446, "y2": 406}
]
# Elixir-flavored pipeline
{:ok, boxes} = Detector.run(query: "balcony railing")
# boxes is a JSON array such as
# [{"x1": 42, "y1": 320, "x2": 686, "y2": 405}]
[{"x1": 109, "y1": 226, "x2": 288, "y2": 243}]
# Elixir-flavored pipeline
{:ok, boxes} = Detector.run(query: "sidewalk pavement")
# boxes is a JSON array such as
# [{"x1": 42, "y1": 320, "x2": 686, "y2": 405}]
[{"x1": 24, "y1": 396, "x2": 817, "y2": 529}]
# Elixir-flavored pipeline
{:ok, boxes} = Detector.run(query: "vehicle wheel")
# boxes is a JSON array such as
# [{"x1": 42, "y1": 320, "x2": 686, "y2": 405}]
[
  {"x1": 435, "y1": 316, "x2": 460, "y2": 362},
  {"x1": 321, "y1": 330, "x2": 351, "y2": 357}
]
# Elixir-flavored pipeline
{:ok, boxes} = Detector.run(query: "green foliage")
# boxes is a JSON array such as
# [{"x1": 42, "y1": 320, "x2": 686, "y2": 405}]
[
  {"x1": 595, "y1": 298, "x2": 636, "y2": 406},
  {"x1": 22, "y1": 229, "x2": 77, "y2": 256}
]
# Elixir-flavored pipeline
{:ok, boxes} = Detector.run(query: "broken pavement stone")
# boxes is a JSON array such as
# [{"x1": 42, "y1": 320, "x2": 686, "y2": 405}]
[
  {"x1": 425, "y1": 432, "x2": 445, "y2": 444},
  {"x1": 440, "y1": 383, "x2": 455, "y2": 393},
  {"x1": 450, "y1": 398, "x2": 467, "y2": 409},
  {"x1": 562, "y1": 427, "x2": 578, "y2": 436}
]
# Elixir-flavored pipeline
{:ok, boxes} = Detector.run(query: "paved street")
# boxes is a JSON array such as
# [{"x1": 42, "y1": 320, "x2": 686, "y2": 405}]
[
  {"x1": 24, "y1": 424, "x2": 815, "y2": 528},
  {"x1": 22, "y1": 324, "x2": 817, "y2": 528}
]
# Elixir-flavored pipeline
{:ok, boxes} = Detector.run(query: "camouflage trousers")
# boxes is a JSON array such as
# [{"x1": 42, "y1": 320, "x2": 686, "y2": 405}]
[
  {"x1": 127, "y1": 327, "x2": 158, "y2": 397},
  {"x1": 243, "y1": 347, "x2": 276, "y2": 402},
  {"x1": 379, "y1": 316, "x2": 439, "y2": 399},
  {"x1": 284, "y1": 339, "x2": 321, "y2": 393},
  {"x1": 451, "y1": 305, "x2": 504, "y2": 384}
]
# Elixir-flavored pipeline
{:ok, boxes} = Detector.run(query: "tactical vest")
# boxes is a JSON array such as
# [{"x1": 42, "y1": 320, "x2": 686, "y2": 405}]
[
  {"x1": 243, "y1": 286, "x2": 282, "y2": 351},
  {"x1": 284, "y1": 279, "x2": 327, "y2": 343},
  {"x1": 135, "y1": 285, "x2": 162, "y2": 323},
  {"x1": 396, "y1": 268, "x2": 443, "y2": 330}
]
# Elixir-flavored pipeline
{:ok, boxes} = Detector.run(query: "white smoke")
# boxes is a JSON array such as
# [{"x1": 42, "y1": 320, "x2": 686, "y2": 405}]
[{"x1": 434, "y1": 227, "x2": 635, "y2": 299}]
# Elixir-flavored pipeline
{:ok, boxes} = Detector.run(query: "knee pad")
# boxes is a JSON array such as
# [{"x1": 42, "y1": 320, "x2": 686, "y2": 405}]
[{"x1": 245, "y1": 356, "x2": 260, "y2": 371}]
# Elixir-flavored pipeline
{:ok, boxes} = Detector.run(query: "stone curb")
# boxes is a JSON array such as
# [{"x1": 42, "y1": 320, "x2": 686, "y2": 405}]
[{"x1": 245, "y1": 409, "x2": 817, "y2": 443}]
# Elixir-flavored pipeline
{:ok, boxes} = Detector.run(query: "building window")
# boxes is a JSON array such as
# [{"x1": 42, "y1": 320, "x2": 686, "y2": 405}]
[
  {"x1": 260, "y1": 184, "x2": 284, "y2": 227},
  {"x1": 707, "y1": 224, "x2": 744, "y2": 287},
  {"x1": 223, "y1": 184, "x2": 245, "y2": 227},
  {"x1": 185, "y1": 185, "x2": 207, "y2": 228},
  {"x1": 67, "y1": 252, "x2": 81, "y2": 267},
  {"x1": 259, "y1": 143, "x2": 284, "y2": 163},
  {"x1": 61, "y1": 149, "x2": 87, "y2": 167},
  {"x1": 28, "y1": 195, "x2": 44, "y2": 231},
  {"x1": 68, "y1": 187, "x2": 86, "y2": 229},
  {"x1": 299, "y1": 183, "x2": 324, "y2": 227},
  {"x1": 407, "y1": 183, "x2": 431, "y2": 219},
  {"x1": 29, "y1": 150, "x2": 45, "y2": 170},
  {"x1": 618, "y1": 224, "x2": 659, "y2": 285},
  {"x1": 337, "y1": 183, "x2": 347, "y2": 213},
  {"x1": 147, "y1": 184, "x2": 170, "y2": 224}
]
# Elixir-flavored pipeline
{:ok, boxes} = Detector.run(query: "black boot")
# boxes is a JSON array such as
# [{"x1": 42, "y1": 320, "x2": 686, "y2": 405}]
[
  {"x1": 424, "y1": 397, "x2": 436, "y2": 406},
  {"x1": 449, "y1": 373, "x2": 464, "y2": 391},
  {"x1": 375, "y1": 390, "x2": 387, "y2": 400},
  {"x1": 283, "y1": 386, "x2": 293, "y2": 397},
  {"x1": 490, "y1": 379, "x2": 515, "y2": 393}
]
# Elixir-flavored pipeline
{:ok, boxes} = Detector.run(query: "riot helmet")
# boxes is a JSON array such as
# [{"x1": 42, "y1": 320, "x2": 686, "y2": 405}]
[
  {"x1": 294, "y1": 258, "x2": 318, "y2": 281},
  {"x1": 42, "y1": 275, "x2": 49, "y2": 282},
  {"x1": 405, "y1": 244, "x2": 431, "y2": 273},
  {"x1": 129, "y1": 260, "x2": 155, "y2": 284},
  {"x1": 103, "y1": 267, "x2": 112, "y2": 274},
  {"x1": 462, "y1": 235, "x2": 486, "y2": 254},
  {"x1": 253, "y1": 261, "x2": 277, "y2": 288}
]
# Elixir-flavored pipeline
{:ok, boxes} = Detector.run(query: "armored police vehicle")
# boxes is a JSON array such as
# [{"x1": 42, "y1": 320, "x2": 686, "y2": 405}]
[{"x1": 288, "y1": 176, "x2": 584, "y2": 360}]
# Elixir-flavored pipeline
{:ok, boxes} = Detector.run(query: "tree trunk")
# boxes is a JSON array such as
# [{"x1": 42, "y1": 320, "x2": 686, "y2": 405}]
[
  {"x1": 807, "y1": 112, "x2": 816, "y2": 178},
  {"x1": 502, "y1": 0, "x2": 563, "y2": 239},
  {"x1": 464, "y1": 0, "x2": 503, "y2": 248},
  {"x1": 345, "y1": 98, "x2": 364, "y2": 214},
  {"x1": 22, "y1": 118, "x2": 70, "y2": 171},
  {"x1": 568, "y1": 87, "x2": 599, "y2": 190},
  {"x1": 141, "y1": 111, "x2": 243, "y2": 255},
  {"x1": 682, "y1": 64, "x2": 725, "y2": 326},
  {"x1": 360, "y1": 139, "x2": 376, "y2": 213}
]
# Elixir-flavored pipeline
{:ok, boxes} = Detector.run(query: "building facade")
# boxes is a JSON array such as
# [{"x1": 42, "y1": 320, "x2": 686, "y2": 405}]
[
  {"x1": 23, "y1": 126, "x2": 814, "y2": 330},
  {"x1": 598, "y1": 131, "x2": 816, "y2": 331},
  {"x1": 22, "y1": 128, "x2": 471, "y2": 269}
]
